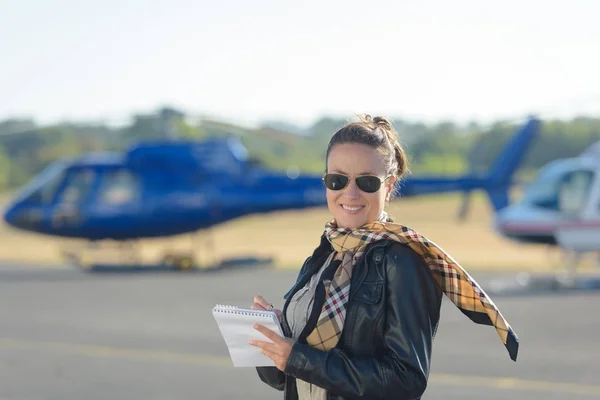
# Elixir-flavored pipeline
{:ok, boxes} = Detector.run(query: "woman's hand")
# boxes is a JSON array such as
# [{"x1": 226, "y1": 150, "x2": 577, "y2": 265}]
[
  {"x1": 250, "y1": 295, "x2": 291, "y2": 371},
  {"x1": 249, "y1": 324, "x2": 295, "y2": 372},
  {"x1": 251, "y1": 295, "x2": 282, "y2": 320}
]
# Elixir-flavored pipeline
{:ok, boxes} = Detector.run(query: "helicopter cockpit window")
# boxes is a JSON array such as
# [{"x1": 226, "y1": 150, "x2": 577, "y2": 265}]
[
  {"x1": 39, "y1": 171, "x2": 65, "y2": 204},
  {"x1": 15, "y1": 161, "x2": 66, "y2": 204},
  {"x1": 97, "y1": 169, "x2": 139, "y2": 205},
  {"x1": 558, "y1": 170, "x2": 594, "y2": 215},
  {"x1": 522, "y1": 168, "x2": 594, "y2": 213},
  {"x1": 57, "y1": 169, "x2": 96, "y2": 204}
]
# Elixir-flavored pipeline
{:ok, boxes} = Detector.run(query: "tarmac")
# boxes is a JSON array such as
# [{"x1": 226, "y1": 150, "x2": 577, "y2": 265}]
[{"x1": 0, "y1": 262, "x2": 599, "y2": 400}]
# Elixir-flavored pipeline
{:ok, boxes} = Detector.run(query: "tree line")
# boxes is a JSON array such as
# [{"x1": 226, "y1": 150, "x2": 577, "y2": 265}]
[{"x1": 1, "y1": 107, "x2": 599, "y2": 191}]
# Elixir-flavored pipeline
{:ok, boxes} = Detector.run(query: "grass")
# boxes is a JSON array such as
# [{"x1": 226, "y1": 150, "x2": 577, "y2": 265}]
[{"x1": 0, "y1": 191, "x2": 589, "y2": 272}]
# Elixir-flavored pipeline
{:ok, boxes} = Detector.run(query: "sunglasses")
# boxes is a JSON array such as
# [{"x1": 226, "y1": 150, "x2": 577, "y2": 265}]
[{"x1": 322, "y1": 173, "x2": 390, "y2": 193}]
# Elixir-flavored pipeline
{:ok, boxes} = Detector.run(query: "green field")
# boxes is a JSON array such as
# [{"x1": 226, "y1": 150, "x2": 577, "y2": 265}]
[{"x1": 0, "y1": 191, "x2": 586, "y2": 272}]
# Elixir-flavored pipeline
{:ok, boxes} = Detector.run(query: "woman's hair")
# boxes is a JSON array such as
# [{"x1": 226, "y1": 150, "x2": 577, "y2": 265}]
[{"x1": 325, "y1": 114, "x2": 409, "y2": 182}]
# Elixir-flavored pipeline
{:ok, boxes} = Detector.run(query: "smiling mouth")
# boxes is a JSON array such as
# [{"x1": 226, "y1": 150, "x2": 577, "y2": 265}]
[{"x1": 341, "y1": 205, "x2": 364, "y2": 213}]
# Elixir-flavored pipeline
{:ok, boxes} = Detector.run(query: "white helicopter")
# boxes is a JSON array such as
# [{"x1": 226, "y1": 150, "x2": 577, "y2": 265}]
[{"x1": 495, "y1": 140, "x2": 600, "y2": 275}]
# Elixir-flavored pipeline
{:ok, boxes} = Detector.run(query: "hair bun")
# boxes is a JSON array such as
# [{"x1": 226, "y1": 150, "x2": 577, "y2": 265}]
[
  {"x1": 357, "y1": 114, "x2": 393, "y2": 131},
  {"x1": 372, "y1": 116, "x2": 393, "y2": 131}
]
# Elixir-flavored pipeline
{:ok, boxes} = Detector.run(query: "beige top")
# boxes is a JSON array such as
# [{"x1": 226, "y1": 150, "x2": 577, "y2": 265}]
[{"x1": 286, "y1": 252, "x2": 335, "y2": 400}]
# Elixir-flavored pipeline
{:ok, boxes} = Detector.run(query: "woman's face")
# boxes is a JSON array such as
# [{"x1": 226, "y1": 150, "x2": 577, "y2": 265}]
[{"x1": 326, "y1": 143, "x2": 395, "y2": 229}]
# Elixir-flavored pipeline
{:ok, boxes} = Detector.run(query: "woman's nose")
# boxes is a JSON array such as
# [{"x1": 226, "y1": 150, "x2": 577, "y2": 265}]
[{"x1": 343, "y1": 179, "x2": 361, "y2": 198}]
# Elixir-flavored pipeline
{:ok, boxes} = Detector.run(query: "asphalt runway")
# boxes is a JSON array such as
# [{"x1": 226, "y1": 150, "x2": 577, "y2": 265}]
[{"x1": 1, "y1": 264, "x2": 599, "y2": 400}]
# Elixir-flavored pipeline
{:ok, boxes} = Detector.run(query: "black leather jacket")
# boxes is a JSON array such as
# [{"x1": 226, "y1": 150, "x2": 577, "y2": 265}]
[{"x1": 256, "y1": 235, "x2": 443, "y2": 400}]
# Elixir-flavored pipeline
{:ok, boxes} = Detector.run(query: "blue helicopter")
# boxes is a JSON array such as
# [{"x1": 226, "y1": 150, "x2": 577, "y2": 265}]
[{"x1": 2, "y1": 116, "x2": 540, "y2": 268}]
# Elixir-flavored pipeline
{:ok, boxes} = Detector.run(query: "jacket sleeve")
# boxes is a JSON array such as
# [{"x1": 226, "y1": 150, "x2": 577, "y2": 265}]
[
  {"x1": 256, "y1": 366, "x2": 285, "y2": 391},
  {"x1": 283, "y1": 243, "x2": 442, "y2": 399}
]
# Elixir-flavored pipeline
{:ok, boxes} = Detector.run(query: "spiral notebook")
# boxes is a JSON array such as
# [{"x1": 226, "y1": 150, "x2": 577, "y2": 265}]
[{"x1": 212, "y1": 304, "x2": 284, "y2": 367}]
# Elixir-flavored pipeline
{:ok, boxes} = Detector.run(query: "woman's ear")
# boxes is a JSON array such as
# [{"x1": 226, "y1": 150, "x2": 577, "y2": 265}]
[{"x1": 385, "y1": 177, "x2": 396, "y2": 202}]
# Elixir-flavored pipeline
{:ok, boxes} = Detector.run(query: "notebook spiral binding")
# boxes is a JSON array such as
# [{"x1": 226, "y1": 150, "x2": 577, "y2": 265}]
[{"x1": 213, "y1": 304, "x2": 274, "y2": 317}]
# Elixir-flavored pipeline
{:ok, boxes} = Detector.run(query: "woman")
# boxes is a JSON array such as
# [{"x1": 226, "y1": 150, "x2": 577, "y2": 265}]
[{"x1": 249, "y1": 115, "x2": 519, "y2": 400}]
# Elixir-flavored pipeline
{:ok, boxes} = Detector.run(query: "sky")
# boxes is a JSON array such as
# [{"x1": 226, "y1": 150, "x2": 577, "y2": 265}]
[{"x1": 1, "y1": 0, "x2": 600, "y2": 129}]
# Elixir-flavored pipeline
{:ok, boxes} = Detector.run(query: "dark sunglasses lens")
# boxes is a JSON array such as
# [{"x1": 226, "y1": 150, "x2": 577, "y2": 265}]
[
  {"x1": 355, "y1": 176, "x2": 381, "y2": 193},
  {"x1": 324, "y1": 174, "x2": 349, "y2": 190}
]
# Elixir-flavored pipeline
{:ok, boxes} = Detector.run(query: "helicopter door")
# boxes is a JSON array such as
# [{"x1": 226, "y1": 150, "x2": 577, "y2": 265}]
[
  {"x1": 555, "y1": 169, "x2": 600, "y2": 252},
  {"x1": 51, "y1": 168, "x2": 97, "y2": 229}
]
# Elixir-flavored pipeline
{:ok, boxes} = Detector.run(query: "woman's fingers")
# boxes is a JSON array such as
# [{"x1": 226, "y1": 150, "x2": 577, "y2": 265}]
[
  {"x1": 252, "y1": 296, "x2": 281, "y2": 319},
  {"x1": 251, "y1": 302, "x2": 267, "y2": 310},
  {"x1": 253, "y1": 295, "x2": 272, "y2": 309}
]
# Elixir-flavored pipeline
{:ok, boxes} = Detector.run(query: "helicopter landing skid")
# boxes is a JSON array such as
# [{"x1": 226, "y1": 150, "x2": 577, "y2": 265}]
[
  {"x1": 61, "y1": 240, "x2": 142, "y2": 270},
  {"x1": 60, "y1": 230, "x2": 224, "y2": 272}
]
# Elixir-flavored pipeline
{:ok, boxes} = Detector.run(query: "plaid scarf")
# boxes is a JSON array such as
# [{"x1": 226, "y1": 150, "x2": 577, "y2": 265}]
[{"x1": 305, "y1": 212, "x2": 519, "y2": 362}]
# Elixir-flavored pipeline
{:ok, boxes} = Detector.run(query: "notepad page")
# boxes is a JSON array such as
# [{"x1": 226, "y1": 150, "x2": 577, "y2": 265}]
[{"x1": 212, "y1": 307, "x2": 284, "y2": 367}]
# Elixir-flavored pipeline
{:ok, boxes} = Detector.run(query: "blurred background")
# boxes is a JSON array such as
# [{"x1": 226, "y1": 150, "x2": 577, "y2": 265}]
[{"x1": 1, "y1": 1, "x2": 599, "y2": 399}]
